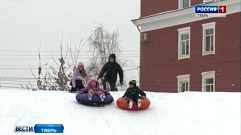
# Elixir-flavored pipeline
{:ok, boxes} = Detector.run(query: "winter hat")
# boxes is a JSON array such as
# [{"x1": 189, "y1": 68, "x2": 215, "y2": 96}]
[
  {"x1": 129, "y1": 80, "x2": 136, "y2": 86},
  {"x1": 78, "y1": 62, "x2": 84, "y2": 68},
  {"x1": 109, "y1": 54, "x2": 116, "y2": 62},
  {"x1": 87, "y1": 79, "x2": 100, "y2": 88},
  {"x1": 90, "y1": 81, "x2": 96, "y2": 85}
]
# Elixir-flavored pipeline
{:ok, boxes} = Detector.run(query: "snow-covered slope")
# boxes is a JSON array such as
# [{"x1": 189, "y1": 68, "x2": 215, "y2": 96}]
[{"x1": 0, "y1": 90, "x2": 240, "y2": 135}]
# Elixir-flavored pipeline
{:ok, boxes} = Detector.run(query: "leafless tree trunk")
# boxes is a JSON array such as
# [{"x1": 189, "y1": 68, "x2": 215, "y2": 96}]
[{"x1": 86, "y1": 24, "x2": 121, "y2": 78}]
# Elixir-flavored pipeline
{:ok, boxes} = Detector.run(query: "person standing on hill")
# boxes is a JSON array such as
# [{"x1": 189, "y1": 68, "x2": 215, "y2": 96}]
[{"x1": 97, "y1": 54, "x2": 123, "y2": 91}]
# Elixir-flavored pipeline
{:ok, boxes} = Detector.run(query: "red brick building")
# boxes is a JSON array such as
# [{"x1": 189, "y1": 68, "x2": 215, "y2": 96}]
[{"x1": 132, "y1": 0, "x2": 240, "y2": 92}]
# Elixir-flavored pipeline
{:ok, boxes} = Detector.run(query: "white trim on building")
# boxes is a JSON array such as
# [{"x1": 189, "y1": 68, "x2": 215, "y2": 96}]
[
  {"x1": 203, "y1": 0, "x2": 217, "y2": 4},
  {"x1": 132, "y1": 0, "x2": 240, "y2": 32}
]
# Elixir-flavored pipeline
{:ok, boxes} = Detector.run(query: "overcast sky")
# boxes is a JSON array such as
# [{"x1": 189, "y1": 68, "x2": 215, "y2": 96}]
[{"x1": 0, "y1": 0, "x2": 141, "y2": 88}]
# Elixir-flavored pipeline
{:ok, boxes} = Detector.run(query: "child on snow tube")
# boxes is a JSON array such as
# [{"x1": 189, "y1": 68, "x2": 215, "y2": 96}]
[
  {"x1": 79, "y1": 79, "x2": 110, "y2": 102},
  {"x1": 122, "y1": 80, "x2": 146, "y2": 109}
]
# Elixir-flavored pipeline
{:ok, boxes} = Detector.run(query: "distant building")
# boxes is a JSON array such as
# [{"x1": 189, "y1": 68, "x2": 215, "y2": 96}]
[{"x1": 132, "y1": 0, "x2": 240, "y2": 92}]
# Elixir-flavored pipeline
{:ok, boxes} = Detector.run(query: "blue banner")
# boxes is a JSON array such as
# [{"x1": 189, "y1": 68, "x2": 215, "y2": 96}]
[
  {"x1": 195, "y1": 6, "x2": 219, "y2": 13},
  {"x1": 34, "y1": 124, "x2": 64, "y2": 133}
]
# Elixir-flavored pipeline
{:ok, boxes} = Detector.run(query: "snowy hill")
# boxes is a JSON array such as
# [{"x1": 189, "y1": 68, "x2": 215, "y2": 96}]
[{"x1": 0, "y1": 89, "x2": 240, "y2": 135}]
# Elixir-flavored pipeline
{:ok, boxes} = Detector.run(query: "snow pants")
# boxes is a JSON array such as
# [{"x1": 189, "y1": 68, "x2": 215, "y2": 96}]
[{"x1": 88, "y1": 89, "x2": 104, "y2": 96}]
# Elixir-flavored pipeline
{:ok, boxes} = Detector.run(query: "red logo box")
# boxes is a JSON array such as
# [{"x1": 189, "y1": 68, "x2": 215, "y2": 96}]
[{"x1": 219, "y1": 6, "x2": 227, "y2": 13}]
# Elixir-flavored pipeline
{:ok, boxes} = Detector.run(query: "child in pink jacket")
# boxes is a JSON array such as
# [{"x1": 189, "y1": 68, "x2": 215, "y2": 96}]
[{"x1": 79, "y1": 79, "x2": 109, "y2": 101}]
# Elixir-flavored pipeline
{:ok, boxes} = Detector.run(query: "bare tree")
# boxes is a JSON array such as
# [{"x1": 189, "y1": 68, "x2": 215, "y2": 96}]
[
  {"x1": 24, "y1": 36, "x2": 84, "y2": 91},
  {"x1": 68, "y1": 39, "x2": 84, "y2": 71},
  {"x1": 86, "y1": 24, "x2": 121, "y2": 78},
  {"x1": 24, "y1": 25, "x2": 123, "y2": 91},
  {"x1": 49, "y1": 36, "x2": 72, "y2": 91}
]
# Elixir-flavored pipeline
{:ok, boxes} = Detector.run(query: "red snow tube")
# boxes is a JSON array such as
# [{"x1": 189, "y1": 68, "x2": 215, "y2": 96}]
[{"x1": 116, "y1": 97, "x2": 151, "y2": 111}]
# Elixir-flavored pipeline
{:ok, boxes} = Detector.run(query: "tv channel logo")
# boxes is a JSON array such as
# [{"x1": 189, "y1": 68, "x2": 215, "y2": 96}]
[
  {"x1": 14, "y1": 126, "x2": 34, "y2": 132},
  {"x1": 195, "y1": 6, "x2": 226, "y2": 13},
  {"x1": 34, "y1": 124, "x2": 64, "y2": 133}
]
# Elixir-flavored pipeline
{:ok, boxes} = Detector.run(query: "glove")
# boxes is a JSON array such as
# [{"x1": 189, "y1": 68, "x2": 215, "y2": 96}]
[
  {"x1": 141, "y1": 96, "x2": 146, "y2": 99},
  {"x1": 79, "y1": 91, "x2": 84, "y2": 94}
]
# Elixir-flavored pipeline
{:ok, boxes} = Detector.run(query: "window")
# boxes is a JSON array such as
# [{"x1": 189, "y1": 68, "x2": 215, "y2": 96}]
[
  {"x1": 205, "y1": 78, "x2": 214, "y2": 92},
  {"x1": 177, "y1": 74, "x2": 190, "y2": 92},
  {"x1": 201, "y1": 71, "x2": 215, "y2": 92},
  {"x1": 202, "y1": 22, "x2": 216, "y2": 55},
  {"x1": 179, "y1": 0, "x2": 190, "y2": 9},
  {"x1": 178, "y1": 27, "x2": 190, "y2": 60},
  {"x1": 205, "y1": 29, "x2": 214, "y2": 52}
]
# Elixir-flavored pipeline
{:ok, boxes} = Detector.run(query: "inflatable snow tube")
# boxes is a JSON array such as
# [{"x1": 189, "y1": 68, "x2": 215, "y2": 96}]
[
  {"x1": 76, "y1": 93, "x2": 114, "y2": 106},
  {"x1": 116, "y1": 97, "x2": 151, "y2": 111}
]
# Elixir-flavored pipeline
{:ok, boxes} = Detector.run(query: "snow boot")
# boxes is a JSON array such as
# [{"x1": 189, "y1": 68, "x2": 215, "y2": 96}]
[
  {"x1": 128, "y1": 100, "x2": 133, "y2": 109},
  {"x1": 87, "y1": 92, "x2": 92, "y2": 100},
  {"x1": 100, "y1": 93, "x2": 105, "y2": 102},
  {"x1": 70, "y1": 87, "x2": 76, "y2": 93},
  {"x1": 137, "y1": 98, "x2": 142, "y2": 108}
]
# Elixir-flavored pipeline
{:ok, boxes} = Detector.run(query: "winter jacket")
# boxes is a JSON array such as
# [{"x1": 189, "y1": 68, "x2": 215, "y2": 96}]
[
  {"x1": 71, "y1": 62, "x2": 88, "y2": 88},
  {"x1": 122, "y1": 86, "x2": 146, "y2": 99},
  {"x1": 98, "y1": 54, "x2": 123, "y2": 83},
  {"x1": 80, "y1": 79, "x2": 109, "y2": 94}
]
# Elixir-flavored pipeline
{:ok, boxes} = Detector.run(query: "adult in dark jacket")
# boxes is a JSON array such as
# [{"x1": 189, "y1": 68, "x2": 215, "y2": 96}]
[
  {"x1": 122, "y1": 80, "x2": 146, "y2": 109},
  {"x1": 97, "y1": 54, "x2": 123, "y2": 91}
]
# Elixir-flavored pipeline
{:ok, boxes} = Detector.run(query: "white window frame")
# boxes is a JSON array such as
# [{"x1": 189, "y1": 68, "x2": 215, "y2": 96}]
[
  {"x1": 201, "y1": 71, "x2": 215, "y2": 92},
  {"x1": 179, "y1": 0, "x2": 191, "y2": 9},
  {"x1": 177, "y1": 74, "x2": 190, "y2": 92},
  {"x1": 178, "y1": 27, "x2": 190, "y2": 60},
  {"x1": 202, "y1": 22, "x2": 216, "y2": 56}
]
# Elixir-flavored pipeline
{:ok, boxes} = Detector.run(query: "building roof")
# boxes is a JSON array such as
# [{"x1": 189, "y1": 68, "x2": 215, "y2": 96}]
[{"x1": 132, "y1": 0, "x2": 240, "y2": 32}]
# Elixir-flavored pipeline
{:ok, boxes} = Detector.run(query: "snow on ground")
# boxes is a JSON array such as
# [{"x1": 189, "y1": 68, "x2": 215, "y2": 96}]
[{"x1": 0, "y1": 89, "x2": 240, "y2": 135}]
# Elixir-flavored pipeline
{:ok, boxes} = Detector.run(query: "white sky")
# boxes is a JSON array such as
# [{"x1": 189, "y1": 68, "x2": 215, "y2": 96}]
[{"x1": 0, "y1": 0, "x2": 141, "y2": 88}]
